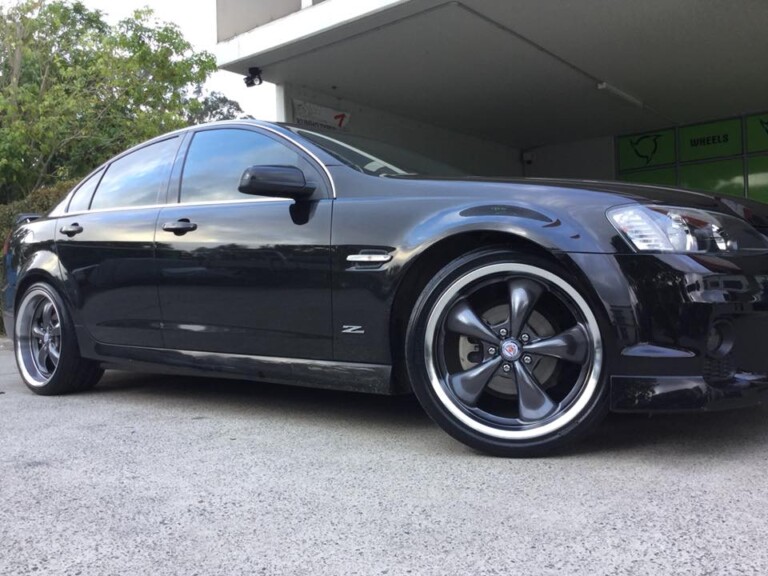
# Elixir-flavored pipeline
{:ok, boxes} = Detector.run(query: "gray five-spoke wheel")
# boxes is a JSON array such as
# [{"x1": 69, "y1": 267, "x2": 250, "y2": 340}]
[
  {"x1": 424, "y1": 263, "x2": 602, "y2": 441},
  {"x1": 16, "y1": 288, "x2": 63, "y2": 386}
]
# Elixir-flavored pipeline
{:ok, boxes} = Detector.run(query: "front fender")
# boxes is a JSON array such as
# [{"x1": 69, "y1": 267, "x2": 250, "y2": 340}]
[
  {"x1": 330, "y1": 193, "x2": 628, "y2": 365},
  {"x1": 395, "y1": 200, "x2": 602, "y2": 265}
]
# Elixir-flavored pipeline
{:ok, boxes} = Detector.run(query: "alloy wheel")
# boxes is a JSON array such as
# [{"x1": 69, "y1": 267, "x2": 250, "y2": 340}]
[
  {"x1": 424, "y1": 263, "x2": 602, "y2": 440},
  {"x1": 16, "y1": 288, "x2": 63, "y2": 386}
]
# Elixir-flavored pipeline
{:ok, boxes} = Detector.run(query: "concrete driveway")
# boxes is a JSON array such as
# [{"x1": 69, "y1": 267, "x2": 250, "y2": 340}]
[{"x1": 1, "y1": 336, "x2": 768, "y2": 575}]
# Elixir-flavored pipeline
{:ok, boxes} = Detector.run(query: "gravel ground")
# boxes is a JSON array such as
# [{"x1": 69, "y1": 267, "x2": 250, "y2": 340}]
[{"x1": 1, "y1": 336, "x2": 768, "y2": 575}]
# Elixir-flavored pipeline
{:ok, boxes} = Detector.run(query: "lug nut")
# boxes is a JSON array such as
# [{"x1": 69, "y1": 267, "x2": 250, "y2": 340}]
[
  {"x1": 523, "y1": 355, "x2": 532, "y2": 364},
  {"x1": 488, "y1": 347, "x2": 496, "y2": 355},
  {"x1": 521, "y1": 333, "x2": 530, "y2": 343},
  {"x1": 499, "y1": 328, "x2": 508, "y2": 337},
  {"x1": 502, "y1": 363, "x2": 511, "y2": 373}
]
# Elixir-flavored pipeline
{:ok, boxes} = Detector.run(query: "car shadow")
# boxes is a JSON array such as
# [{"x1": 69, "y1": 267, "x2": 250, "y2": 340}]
[
  {"x1": 573, "y1": 407, "x2": 768, "y2": 458},
  {"x1": 93, "y1": 370, "x2": 768, "y2": 458}
]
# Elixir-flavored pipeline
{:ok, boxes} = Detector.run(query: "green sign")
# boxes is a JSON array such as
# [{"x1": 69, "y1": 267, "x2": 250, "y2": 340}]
[
  {"x1": 748, "y1": 156, "x2": 768, "y2": 202},
  {"x1": 619, "y1": 167, "x2": 676, "y2": 186},
  {"x1": 680, "y1": 119, "x2": 742, "y2": 162},
  {"x1": 747, "y1": 114, "x2": 768, "y2": 153},
  {"x1": 679, "y1": 159, "x2": 744, "y2": 197},
  {"x1": 618, "y1": 129, "x2": 675, "y2": 171}
]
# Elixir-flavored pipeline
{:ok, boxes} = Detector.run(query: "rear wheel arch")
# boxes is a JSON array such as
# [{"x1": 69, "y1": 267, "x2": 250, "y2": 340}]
[
  {"x1": 13, "y1": 271, "x2": 84, "y2": 356},
  {"x1": 14, "y1": 280, "x2": 103, "y2": 394},
  {"x1": 14, "y1": 270, "x2": 70, "y2": 316}
]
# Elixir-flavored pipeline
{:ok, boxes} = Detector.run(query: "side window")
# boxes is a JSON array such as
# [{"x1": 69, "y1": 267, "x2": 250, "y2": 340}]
[
  {"x1": 90, "y1": 137, "x2": 179, "y2": 211},
  {"x1": 180, "y1": 129, "x2": 304, "y2": 204},
  {"x1": 67, "y1": 168, "x2": 104, "y2": 213}
]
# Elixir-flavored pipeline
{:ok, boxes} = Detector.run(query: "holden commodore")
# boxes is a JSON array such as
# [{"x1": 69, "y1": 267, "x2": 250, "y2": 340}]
[{"x1": 3, "y1": 120, "x2": 768, "y2": 456}]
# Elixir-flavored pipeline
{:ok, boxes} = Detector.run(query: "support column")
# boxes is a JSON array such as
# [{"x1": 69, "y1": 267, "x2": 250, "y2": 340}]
[{"x1": 274, "y1": 84, "x2": 292, "y2": 123}]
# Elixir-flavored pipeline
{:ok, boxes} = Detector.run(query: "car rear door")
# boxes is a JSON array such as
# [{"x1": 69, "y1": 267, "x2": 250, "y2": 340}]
[
  {"x1": 155, "y1": 126, "x2": 333, "y2": 359},
  {"x1": 55, "y1": 136, "x2": 182, "y2": 347}
]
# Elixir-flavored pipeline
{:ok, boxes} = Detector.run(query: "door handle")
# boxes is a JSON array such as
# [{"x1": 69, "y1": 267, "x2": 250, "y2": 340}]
[
  {"x1": 162, "y1": 219, "x2": 198, "y2": 236},
  {"x1": 60, "y1": 223, "x2": 83, "y2": 237}
]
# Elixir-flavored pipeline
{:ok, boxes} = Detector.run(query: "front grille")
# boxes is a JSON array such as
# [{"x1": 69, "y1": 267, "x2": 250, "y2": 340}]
[{"x1": 703, "y1": 355, "x2": 737, "y2": 383}]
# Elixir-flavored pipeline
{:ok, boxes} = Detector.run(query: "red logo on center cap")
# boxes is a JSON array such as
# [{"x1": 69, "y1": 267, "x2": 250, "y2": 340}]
[{"x1": 504, "y1": 342, "x2": 519, "y2": 357}]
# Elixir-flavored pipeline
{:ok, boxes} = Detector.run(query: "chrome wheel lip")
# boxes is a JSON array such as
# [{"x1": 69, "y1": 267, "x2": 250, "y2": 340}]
[
  {"x1": 15, "y1": 288, "x2": 62, "y2": 387},
  {"x1": 424, "y1": 263, "x2": 603, "y2": 441}
]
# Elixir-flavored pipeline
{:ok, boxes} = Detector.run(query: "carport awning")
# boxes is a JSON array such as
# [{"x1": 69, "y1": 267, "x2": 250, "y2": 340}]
[{"x1": 216, "y1": 0, "x2": 768, "y2": 148}]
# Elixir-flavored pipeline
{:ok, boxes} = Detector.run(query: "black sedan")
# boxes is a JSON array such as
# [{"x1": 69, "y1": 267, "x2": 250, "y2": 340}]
[{"x1": 4, "y1": 120, "x2": 768, "y2": 456}]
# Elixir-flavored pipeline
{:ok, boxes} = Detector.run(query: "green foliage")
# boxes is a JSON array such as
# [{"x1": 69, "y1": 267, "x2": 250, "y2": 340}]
[
  {"x1": 0, "y1": 0, "x2": 242, "y2": 203},
  {"x1": 186, "y1": 89, "x2": 248, "y2": 125},
  {"x1": 0, "y1": 179, "x2": 76, "y2": 246}
]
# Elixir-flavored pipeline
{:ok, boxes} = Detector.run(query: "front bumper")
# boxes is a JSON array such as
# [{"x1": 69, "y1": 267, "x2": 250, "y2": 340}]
[
  {"x1": 611, "y1": 375, "x2": 768, "y2": 412},
  {"x1": 570, "y1": 251, "x2": 768, "y2": 412}
]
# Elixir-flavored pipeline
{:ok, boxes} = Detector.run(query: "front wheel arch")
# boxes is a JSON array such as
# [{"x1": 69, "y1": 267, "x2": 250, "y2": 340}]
[{"x1": 389, "y1": 232, "x2": 588, "y2": 391}]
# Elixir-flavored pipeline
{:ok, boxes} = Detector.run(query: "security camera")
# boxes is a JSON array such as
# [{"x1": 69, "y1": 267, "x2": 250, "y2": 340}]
[{"x1": 244, "y1": 67, "x2": 263, "y2": 88}]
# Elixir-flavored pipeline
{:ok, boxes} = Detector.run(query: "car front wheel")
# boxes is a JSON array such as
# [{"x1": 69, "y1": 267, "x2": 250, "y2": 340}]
[
  {"x1": 406, "y1": 249, "x2": 608, "y2": 456},
  {"x1": 15, "y1": 282, "x2": 103, "y2": 395}
]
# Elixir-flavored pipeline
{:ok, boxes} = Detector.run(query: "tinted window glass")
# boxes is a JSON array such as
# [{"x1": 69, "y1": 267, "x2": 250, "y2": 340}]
[
  {"x1": 90, "y1": 137, "x2": 179, "y2": 210},
  {"x1": 67, "y1": 169, "x2": 103, "y2": 213},
  {"x1": 181, "y1": 129, "x2": 301, "y2": 203},
  {"x1": 290, "y1": 127, "x2": 465, "y2": 177}
]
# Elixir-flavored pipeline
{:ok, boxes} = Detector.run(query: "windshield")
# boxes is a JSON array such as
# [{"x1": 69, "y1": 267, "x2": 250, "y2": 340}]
[{"x1": 289, "y1": 127, "x2": 466, "y2": 178}]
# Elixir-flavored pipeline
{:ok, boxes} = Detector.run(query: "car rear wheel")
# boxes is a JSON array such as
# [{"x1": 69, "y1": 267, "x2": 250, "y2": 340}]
[
  {"x1": 15, "y1": 282, "x2": 103, "y2": 395},
  {"x1": 406, "y1": 249, "x2": 608, "y2": 456}
]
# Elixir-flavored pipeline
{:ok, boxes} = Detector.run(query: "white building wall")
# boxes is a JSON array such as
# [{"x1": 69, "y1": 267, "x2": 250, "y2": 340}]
[
  {"x1": 217, "y1": 0, "x2": 302, "y2": 42},
  {"x1": 282, "y1": 85, "x2": 523, "y2": 177}
]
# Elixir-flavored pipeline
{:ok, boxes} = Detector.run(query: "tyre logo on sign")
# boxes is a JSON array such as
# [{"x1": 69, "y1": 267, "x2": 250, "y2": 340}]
[{"x1": 630, "y1": 134, "x2": 661, "y2": 165}]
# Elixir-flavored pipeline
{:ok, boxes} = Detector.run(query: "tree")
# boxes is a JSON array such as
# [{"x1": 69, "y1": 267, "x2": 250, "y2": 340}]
[
  {"x1": 0, "y1": 1, "x2": 243, "y2": 203},
  {"x1": 185, "y1": 88, "x2": 249, "y2": 125}
]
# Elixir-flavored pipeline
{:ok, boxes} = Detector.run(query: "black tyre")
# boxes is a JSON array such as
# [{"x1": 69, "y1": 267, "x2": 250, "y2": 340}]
[
  {"x1": 14, "y1": 282, "x2": 103, "y2": 395},
  {"x1": 405, "y1": 249, "x2": 608, "y2": 456}
]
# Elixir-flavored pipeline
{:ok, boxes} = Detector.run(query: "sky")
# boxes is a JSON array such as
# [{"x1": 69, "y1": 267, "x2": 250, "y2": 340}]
[{"x1": 79, "y1": 0, "x2": 278, "y2": 120}]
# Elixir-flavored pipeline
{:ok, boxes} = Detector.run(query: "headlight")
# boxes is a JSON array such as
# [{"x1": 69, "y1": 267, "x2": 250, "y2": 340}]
[{"x1": 607, "y1": 205, "x2": 768, "y2": 253}]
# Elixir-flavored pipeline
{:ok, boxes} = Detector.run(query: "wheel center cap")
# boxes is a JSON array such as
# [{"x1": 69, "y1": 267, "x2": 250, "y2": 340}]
[{"x1": 500, "y1": 338, "x2": 523, "y2": 362}]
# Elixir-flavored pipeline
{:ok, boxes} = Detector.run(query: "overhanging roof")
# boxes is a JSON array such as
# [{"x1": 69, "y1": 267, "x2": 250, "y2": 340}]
[{"x1": 216, "y1": 0, "x2": 768, "y2": 148}]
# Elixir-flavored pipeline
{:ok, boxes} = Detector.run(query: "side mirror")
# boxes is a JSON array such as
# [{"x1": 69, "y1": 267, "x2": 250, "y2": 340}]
[{"x1": 238, "y1": 165, "x2": 316, "y2": 200}]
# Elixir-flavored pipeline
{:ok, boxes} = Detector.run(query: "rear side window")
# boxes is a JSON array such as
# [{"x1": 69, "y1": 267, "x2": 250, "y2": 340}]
[
  {"x1": 90, "y1": 137, "x2": 179, "y2": 210},
  {"x1": 180, "y1": 129, "x2": 302, "y2": 204},
  {"x1": 67, "y1": 169, "x2": 104, "y2": 213}
]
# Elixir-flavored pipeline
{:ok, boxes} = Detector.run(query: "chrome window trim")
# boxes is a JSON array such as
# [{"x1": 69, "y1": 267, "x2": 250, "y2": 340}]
[
  {"x1": 60, "y1": 203, "x2": 167, "y2": 217},
  {"x1": 172, "y1": 197, "x2": 293, "y2": 208},
  {"x1": 59, "y1": 196, "x2": 296, "y2": 218}
]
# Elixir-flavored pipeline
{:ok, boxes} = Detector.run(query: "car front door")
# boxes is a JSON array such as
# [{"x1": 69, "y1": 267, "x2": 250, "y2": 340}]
[
  {"x1": 155, "y1": 126, "x2": 333, "y2": 359},
  {"x1": 55, "y1": 136, "x2": 182, "y2": 348}
]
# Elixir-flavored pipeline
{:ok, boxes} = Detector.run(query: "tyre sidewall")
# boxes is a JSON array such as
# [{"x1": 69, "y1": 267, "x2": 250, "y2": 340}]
[
  {"x1": 15, "y1": 282, "x2": 84, "y2": 395},
  {"x1": 405, "y1": 249, "x2": 611, "y2": 456}
]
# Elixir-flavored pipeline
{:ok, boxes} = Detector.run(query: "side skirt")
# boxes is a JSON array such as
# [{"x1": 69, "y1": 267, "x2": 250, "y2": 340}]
[{"x1": 90, "y1": 342, "x2": 397, "y2": 395}]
